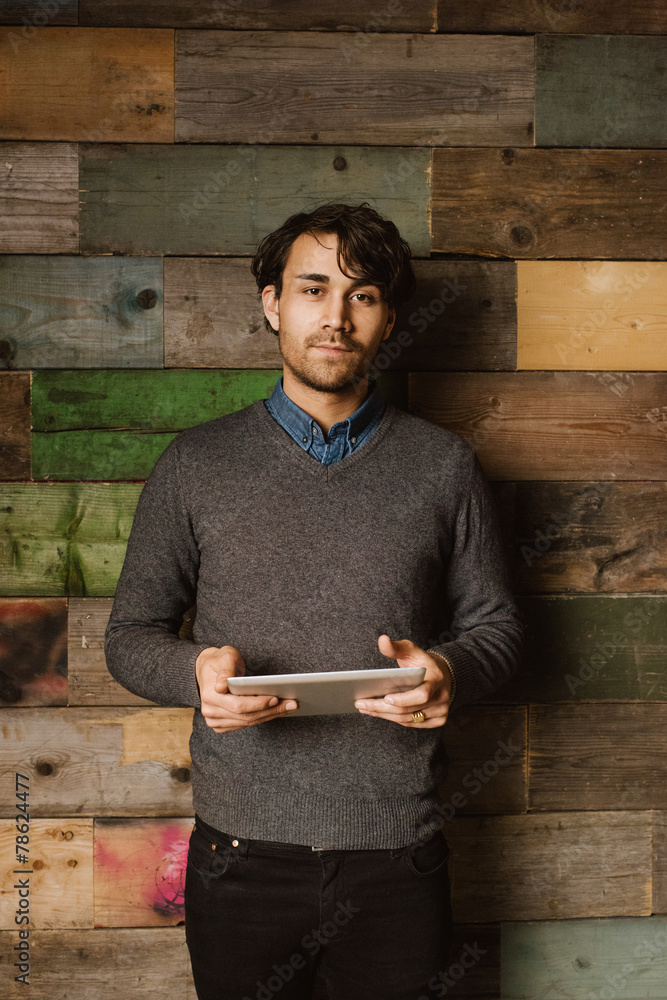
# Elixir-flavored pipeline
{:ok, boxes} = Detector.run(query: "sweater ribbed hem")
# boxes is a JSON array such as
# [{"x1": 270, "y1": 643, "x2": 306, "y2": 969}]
[{"x1": 192, "y1": 781, "x2": 445, "y2": 851}]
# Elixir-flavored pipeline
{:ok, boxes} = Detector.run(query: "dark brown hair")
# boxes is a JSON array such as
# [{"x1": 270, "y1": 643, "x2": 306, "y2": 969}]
[{"x1": 251, "y1": 202, "x2": 416, "y2": 334}]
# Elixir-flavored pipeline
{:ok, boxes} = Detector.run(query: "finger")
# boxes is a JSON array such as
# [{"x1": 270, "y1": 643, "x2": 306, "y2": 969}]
[
  {"x1": 357, "y1": 707, "x2": 448, "y2": 729},
  {"x1": 220, "y1": 693, "x2": 297, "y2": 716},
  {"x1": 381, "y1": 682, "x2": 431, "y2": 708},
  {"x1": 202, "y1": 697, "x2": 298, "y2": 724},
  {"x1": 355, "y1": 689, "x2": 431, "y2": 715}
]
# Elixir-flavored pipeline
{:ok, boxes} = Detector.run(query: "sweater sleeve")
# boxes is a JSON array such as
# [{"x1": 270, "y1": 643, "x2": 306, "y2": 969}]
[
  {"x1": 429, "y1": 446, "x2": 524, "y2": 709},
  {"x1": 104, "y1": 438, "x2": 210, "y2": 708}
]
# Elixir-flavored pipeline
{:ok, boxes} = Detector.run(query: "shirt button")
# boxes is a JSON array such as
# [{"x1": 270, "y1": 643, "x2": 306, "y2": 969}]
[
  {"x1": 351, "y1": 437, "x2": 357, "y2": 443},
  {"x1": 313, "y1": 427, "x2": 319, "y2": 434},
  {"x1": 302, "y1": 436, "x2": 307, "y2": 443}
]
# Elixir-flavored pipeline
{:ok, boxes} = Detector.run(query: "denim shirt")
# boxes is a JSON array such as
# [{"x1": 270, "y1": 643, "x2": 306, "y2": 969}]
[{"x1": 264, "y1": 376, "x2": 386, "y2": 466}]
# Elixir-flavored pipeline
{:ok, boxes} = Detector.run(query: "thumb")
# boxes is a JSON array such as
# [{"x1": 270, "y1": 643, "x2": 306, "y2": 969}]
[
  {"x1": 377, "y1": 634, "x2": 423, "y2": 666},
  {"x1": 212, "y1": 646, "x2": 246, "y2": 691}
]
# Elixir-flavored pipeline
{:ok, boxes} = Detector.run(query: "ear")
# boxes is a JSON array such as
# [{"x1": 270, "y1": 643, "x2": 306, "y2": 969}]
[
  {"x1": 261, "y1": 285, "x2": 280, "y2": 333},
  {"x1": 381, "y1": 307, "x2": 396, "y2": 341}
]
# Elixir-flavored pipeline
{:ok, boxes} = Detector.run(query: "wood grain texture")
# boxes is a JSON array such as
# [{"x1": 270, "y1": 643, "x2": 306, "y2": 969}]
[
  {"x1": 0, "y1": 927, "x2": 198, "y2": 1000},
  {"x1": 432, "y1": 148, "x2": 667, "y2": 259},
  {"x1": 517, "y1": 261, "x2": 667, "y2": 371},
  {"x1": 165, "y1": 258, "x2": 517, "y2": 370},
  {"x1": 437, "y1": 0, "x2": 667, "y2": 33},
  {"x1": 0, "y1": 371, "x2": 29, "y2": 478},
  {"x1": 0, "y1": 27, "x2": 174, "y2": 142},
  {"x1": 501, "y1": 917, "x2": 667, "y2": 1000},
  {"x1": 0, "y1": 597, "x2": 67, "y2": 706},
  {"x1": 176, "y1": 31, "x2": 533, "y2": 146},
  {"x1": 410, "y1": 372, "x2": 667, "y2": 481},
  {"x1": 0, "y1": 819, "x2": 93, "y2": 929},
  {"x1": 0, "y1": 1, "x2": 77, "y2": 25},
  {"x1": 68, "y1": 597, "x2": 195, "y2": 706},
  {"x1": 440, "y1": 706, "x2": 526, "y2": 815},
  {"x1": 0, "y1": 484, "x2": 141, "y2": 596},
  {"x1": 80, "y1": 0, "x2": 433, "y2": 30},
  {"x1": 0, "y1": 708, "x2": 194, "y2": 816},
  {"x1": 536, "y1": 35, "x2": 667, "y2": 148},
  {"x1": 79, "y1": 143, "x2": 431, "y2": 255},
  {"x1": 500, "y1": 597, "x2": 667, "y2": 703},
  {"x1": 94, "y1": 817, "x2": 192, "y2": 927},
  {"x1": 655, "y1": 812, "x2": 667, "y2": 915},
  {"x1": 500, "y1": 481, "x2": 667, "y2": 594},
  {"x1": 529, "y1": 705, "x2": 667, "y2": 811},
  {"x1": 0, "y1": 255, "x2": 163, "y2": 370},
  {"x1": 447, "y1": 811, "x2": 652, "y2": 922},
  {"x1": 0, "y1": 142, "x2": 78, "y2": 253}
]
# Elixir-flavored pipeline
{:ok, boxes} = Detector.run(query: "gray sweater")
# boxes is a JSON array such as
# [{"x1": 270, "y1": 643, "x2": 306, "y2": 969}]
[{"x1": 104, "y1": 399, "x2": 523, "y2": 849}]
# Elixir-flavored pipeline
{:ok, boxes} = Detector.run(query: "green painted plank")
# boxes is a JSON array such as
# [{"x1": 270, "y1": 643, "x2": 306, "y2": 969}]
[
  {"x1": 0, "y1": 484, "x2": 141, "y2": 596},
  {"x1": 0, "y1": 255, "x2": 163, "y2": 369},
  {"x1": 536, "y1": 35, "x2": 667, "y2": 148},
  {"x1": 79, "y1": 144, "x2": 431, "y2": 256},
  {"x1": 31, "y1": 369, "x2": 407, "y2": 479},
  {"x1": 494, "y1": 596, "x2": 667, "y2": 703},
  {"x1": 502, "y1": 917, "x2": 667, "y2": 1000}
]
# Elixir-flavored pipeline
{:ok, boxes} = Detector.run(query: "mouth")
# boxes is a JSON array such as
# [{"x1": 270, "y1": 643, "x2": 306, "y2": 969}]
[{"x1": 313, "y1": 345, "x2": 352, "y2": 356}]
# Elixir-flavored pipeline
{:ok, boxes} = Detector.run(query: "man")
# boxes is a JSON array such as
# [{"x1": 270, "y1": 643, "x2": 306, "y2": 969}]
[{"x1": 105, "y1": 202, "x2": 523, "y2": 1000}]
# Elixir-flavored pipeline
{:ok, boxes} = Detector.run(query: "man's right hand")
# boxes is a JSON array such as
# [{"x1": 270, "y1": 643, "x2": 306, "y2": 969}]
[{"x1": 195, "y1": 646, "x2": 298, "y2": 733}]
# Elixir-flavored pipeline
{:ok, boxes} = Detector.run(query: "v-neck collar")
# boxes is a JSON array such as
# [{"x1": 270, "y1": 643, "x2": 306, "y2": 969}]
[{"x1": 248, "y1": 397, "x2": 397, "y2": 479}]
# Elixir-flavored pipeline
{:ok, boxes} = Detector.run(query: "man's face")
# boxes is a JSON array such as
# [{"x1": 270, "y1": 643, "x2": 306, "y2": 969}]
[{"x1": 261, "y1": 232, "x2": 395, "y2": 394}]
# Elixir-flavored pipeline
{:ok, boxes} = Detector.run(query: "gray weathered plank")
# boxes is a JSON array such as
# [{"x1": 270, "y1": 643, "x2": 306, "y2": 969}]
[
  {"x1": 176, "y1": 31, "x2": 534, "y2": 146},
  {"x1": 529, "y1": 705, "x2": 667, "y2": 811},
  {"x1": 500, "y1": 596, "x2": 667, "y2": 703},
  {"x1": 164, "y1": 258, "x2": 517, "y2": 371},
  {"x1": 410, "y1": 371, "x2": 667, "y2": 480},
  {"x1": 0, "y1": 927, "x2": 197, "y2": 1000},
  {"x1": 447, "y1": 811, "x2": 652, "y2": 922},
  {"x1": 0, "y1": 1, "x2": 77, "y2": 25},
  {"x1": 501, "y1": 917, "x2": 667, "y2": 1000},
  {"x1": 500, "y1": 481, "x2": 667, "y2": 594},
  {"x1": 432, "y1": 148, "x2": 667, "y2": 258},
  {"x1": 0, "y1": 371, "x2": 29, "y2": 478},
  {"x1": 0, "y1": 142, "x2": 78, "y2": 253},
  {"x1": 79, "y1": 0, "x2": 433, "y2": 30},
  {"x1": 536, "y1": 35, "x2": 667, "y2": 148},
  {"x1": 79, "y1": 144, "x2": 431, "y2": 255},
  {"x1": 655, "y1": 812, "x2": 667, "y2": 915},
  {"x1": 437, "y1": 0, "x2": 667, "y2": 34},
  {"x1": 0, "y1": 708, "x2": 194, "y2": 816},
  {"x1": 0, "y1": 256, "x2": 163, "y2": 369}
]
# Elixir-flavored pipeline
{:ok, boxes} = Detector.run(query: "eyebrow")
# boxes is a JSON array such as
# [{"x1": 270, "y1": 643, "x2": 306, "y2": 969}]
[{"x1": 294, "y1": 272, "x2": 378, "y2": 289}]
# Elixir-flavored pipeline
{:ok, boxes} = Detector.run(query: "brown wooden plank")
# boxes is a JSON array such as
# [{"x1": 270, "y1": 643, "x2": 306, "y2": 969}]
[
  {"x1": 0, "y1": 598, "x2": 67, "y2": 706},
  {"x1": 432, "y1": 148, "x2": 667, "y2": 259},
  {"x1": 0, "y1": 708, "x2": 194, "y2": 816},
  {"x1": 500, "y1": 481, "x2": 667, "y2": 594},
  {"x1": 0, "y1": 255, "x2": 163, "y2": 370},
  {"x1": 530, "y1": 705, "x2": 667, "y2": 812},
  {"x1": 0, "y1": 142, "x2": 78, "y2": 253},
  {"x1": 68, "y1": 597, "x2": 194, "y2": 706},
  {"x1": 0, "y1": 2, "x2": 77, "y2": 26},
  {"x1": 165, "y1": 258, "x2": 517, "y2": 371},
  {"x1": 437, "y1": 0, "x2": 667, "y2": 33},
  {"x1": 654, "y1": 812, "x2": 667, "y2": 915},
  {"x1": 0, "y1": 27, "x2": 174, "y2": 142},
  {"x1": 0, "y1": 371, "x2": 29, "y2": 478},
  {"x1": 80, "y1": 0, "x2": 434, "y2": 30},
  {"x1": 94, "y1": 817, "x2": 192, "y2": 927},
  {"x1": 0, "y1": 927, "x2": 198, "y2": 1000},
  {"x1": 176, "y1": 31, "x2": 533, "y2": 146},
  {"x1": 536, "y1": 35, "x2": 667, "y2": 149},
  {"x1": 447, "y1": 811, "x2": 652, "y2": 922},
  {"x1": 409, "y1": 372, "x2": 667, "y2": 481},
  {"x1": 517, "y1": 261, "x2": 667, "y2": 371},
  {"x1": 0, "y1": 819, "x2": 93, "y2": 929},
  {"x1": 440, "y1": 706, "x2": 526, "y2": 816}
]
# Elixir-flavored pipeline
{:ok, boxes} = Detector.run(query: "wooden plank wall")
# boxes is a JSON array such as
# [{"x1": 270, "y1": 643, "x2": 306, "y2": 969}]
[{"x1": 0, "y1": 3, "x2": 665, "y2": 998}]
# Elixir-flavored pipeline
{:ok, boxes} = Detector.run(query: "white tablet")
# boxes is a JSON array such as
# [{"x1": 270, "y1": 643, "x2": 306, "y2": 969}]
[{"x1": 226, "y1": 666, "x2": 426, "y2": 717}]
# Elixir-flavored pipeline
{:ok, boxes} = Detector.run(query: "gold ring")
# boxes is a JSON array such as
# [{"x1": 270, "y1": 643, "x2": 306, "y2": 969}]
[{"x1": 411, "y1": 711, "x2": 425, "y2": 723}]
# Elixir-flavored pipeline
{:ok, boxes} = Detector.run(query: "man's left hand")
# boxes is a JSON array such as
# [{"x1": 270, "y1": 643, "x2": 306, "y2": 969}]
[{"x1": 355, "y1": 635, "x2": 452, "y2": 728}]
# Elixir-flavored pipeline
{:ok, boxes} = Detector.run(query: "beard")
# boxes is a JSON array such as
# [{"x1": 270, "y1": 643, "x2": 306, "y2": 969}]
[{"x1": 277, "y1": 327, "x2": 376, "y2": 394}]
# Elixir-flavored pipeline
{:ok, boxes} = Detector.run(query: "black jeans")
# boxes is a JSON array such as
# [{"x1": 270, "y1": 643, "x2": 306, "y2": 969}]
[{"x1": 185, "y1": 813, "x2": 454, "y2": 1000}]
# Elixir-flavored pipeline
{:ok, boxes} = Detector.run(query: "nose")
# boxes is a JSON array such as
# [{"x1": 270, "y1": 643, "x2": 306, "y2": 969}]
[{"x1": 321, "y1": 293, "x2": 351, "y2": 332}]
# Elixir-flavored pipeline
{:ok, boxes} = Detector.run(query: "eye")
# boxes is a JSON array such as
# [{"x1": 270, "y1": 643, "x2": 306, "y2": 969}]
[
  {"x1": 352, "y1": 291, "x2": 376, "y2": 303},
  {"x1": 304, "y1": 287, "x2": 323, "y2": 296}
]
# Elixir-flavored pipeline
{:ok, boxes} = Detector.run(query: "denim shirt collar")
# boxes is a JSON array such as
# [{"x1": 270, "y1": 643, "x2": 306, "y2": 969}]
[{"x1": 266, "y1": 375, "x2": 385, "y2": 448}]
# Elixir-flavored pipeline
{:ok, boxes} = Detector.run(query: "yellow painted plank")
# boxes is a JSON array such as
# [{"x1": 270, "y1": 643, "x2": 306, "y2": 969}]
[
  {"x1": 517, "y1": 261, "x2": 667, "y2": 370},
  {"x1": 0, "y1": 27, "x2": 174, "y2": 142}
]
